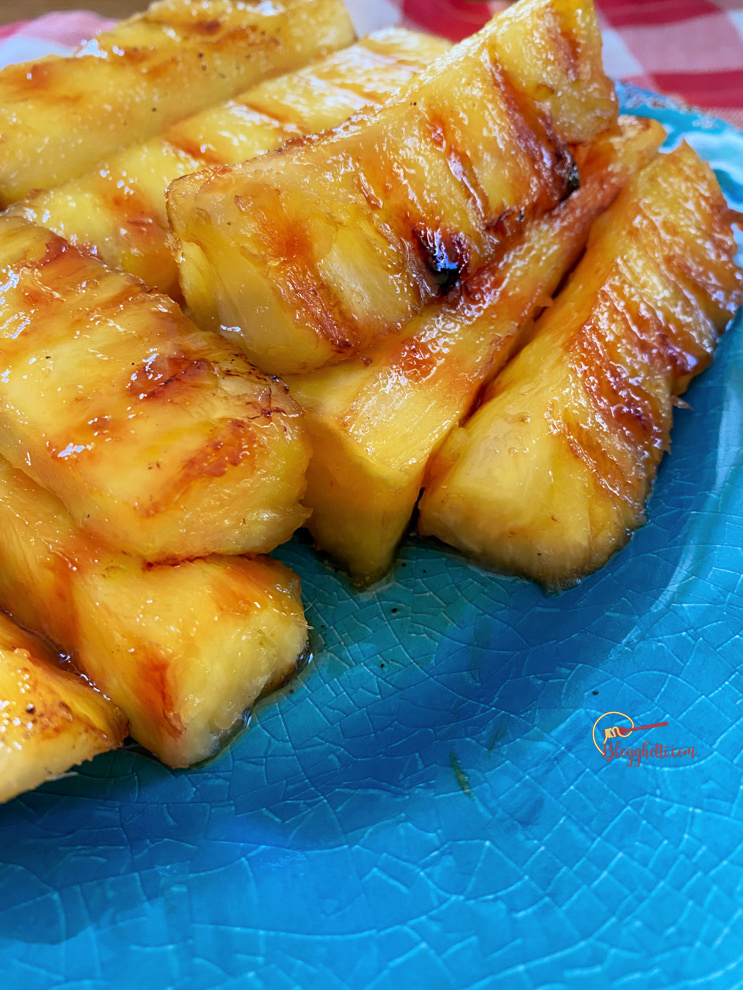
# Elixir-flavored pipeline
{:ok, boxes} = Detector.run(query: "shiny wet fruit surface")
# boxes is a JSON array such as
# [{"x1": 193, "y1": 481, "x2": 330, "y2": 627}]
[{"x1": 2, "y1": 84, "x2": 743, "y2": 990}]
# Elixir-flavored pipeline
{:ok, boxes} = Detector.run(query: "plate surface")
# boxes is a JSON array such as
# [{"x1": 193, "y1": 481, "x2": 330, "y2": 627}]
[{"x1": 2, "y1": 86, "x2": 743, "y2": 990}]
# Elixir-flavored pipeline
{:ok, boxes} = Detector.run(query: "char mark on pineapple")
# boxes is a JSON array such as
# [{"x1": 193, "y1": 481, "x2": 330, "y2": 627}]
[
  {"x1": 413, "y1": 226, "x2": 469, "y2": 295},
  {"x1": 135, "y1": 648, "x2": 185, "y2": 740},
  {"x1": 127, "y1": 353, "x2": 213, "y2": 401},
  {"x1": 192, "y1": 19, "x2": 222, "y2": 35},
  {"x1": 487, "y1": 206, "x2": 526, "y2": 242},
  {"x1": 487, "y1": 59, "x2": 575, "y2": 206},
  {"x1": 394, "y1": 338, "x2": 438, "y2": 384},
  {"x1": 543, "y1": 2, "x2": 581, "y2": 83},
  {"x1": 556, "y1": 145, "x2": 580, "y2": 199}
]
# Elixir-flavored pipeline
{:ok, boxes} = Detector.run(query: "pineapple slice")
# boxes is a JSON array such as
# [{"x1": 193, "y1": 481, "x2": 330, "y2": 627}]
[
  {"x1": 0, "y1": 216, "x2": 310, "y2": 561},
  {"x1": 0, "y1": 458, "x2": 308, "y2": 768},
  {"x1": 418, "y1": 145, "x2": 743, "y2": 586},
  {"x1": 0, "y1": 0, "x2": 355, "y2": 206},
  {"x1": 288, "y1": 117, "x2": 665, "y2": 584},
  {"x1": 168, "y1": 0, "x2": 618, "y2": 376},
  {"x1": 0, "y1": 613, "x2": 127, "y2": 804},
  {"x1": 7, "y1": 29, "x2": 450, "y2": 299}
]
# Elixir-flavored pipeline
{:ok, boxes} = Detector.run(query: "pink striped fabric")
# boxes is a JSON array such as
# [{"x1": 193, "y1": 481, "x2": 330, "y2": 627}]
[
  {"x1": 0, "y1": 2, "x2": 741, "y2": 128},
  {"x1": 0, "y1": 11, "x2": 112, "y2": 45}
]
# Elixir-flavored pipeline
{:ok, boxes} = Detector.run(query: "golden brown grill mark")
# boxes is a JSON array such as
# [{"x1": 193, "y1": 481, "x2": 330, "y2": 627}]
[
  {"x1": 553, "y1": 415, "x2": 646, "y2": 510},
  {"x1": 190, "y1": 423, "x2": 257, "y2": 476},
  {"x1": 10, "y1": 62, "x2": 55, "y2": 94},
  {"x1": 12, "y1": 246, "x2": 140, "y2": 337},
  {"x1": 393, "y1": 338, "x2": 438, "y2": 384},
  {"x1": 0, "y1": 215, "x2": 311, "y2": 559},
  {"x1": 115, "y1": 47, "x2": 155, "y2": 68},
  {"x1": 407, "y1": 55, "x2": 580, "y2": 295},
  {"x1": 544, "y1": 6, "x2": 581, "y2": 83},
  {"x1": 416, "y1": 143, "x2": 739, "y2": 588},
  {"x1": 92, "y1": 169, "x2": 166, "y2": 252},
  {"x1": 135, "y1": 647, "x2": 185, "y2": 740},
  {"x1": 211, "y1": 567, "x2": 260, "y2": 616},
  {"x1": 572, "y1": 292, "x2": 668, "y2": 458},
  {"x1": 19, "y1": 237, "x2": 92, "y2": 291},
  {"x1": 487, "y1": 206, "x2": 527, "y2": 242},
  {"x1": 164, "y1": 134, "x2": 222, "y2": 166},
  {"x1": 350, "y1": 56, "x2": 581, "y2": 314},
  {"x1": 0, "y1": 0, "x2": 358, "y2": 210},
  {"x1": 555, "y1": 334, "x2": 668, "y2": 511},
  {"x1": 283, "y1": 264, "x2": 355, "y2": 351},
  {"x1": 488, "y1": 60, "x2": 571, "y2": 208},
  {"x1": 237, "y1": 99, "x2": 304, "y2": 129},
  {"x1": 235, "y1": 189, "x2": 358, "y2": 352},
  {"x1": 38, "y1": 232, "x2": 70, "y2": 268},
  {"x1": 167, "y1": 0, "x2": 618, "y2": 376},
  {"x1": 560, "y1": 192, "x2": 732, "y2": 511},
  {"x1": 127, "y1": 353, "x2": 214, "y2": 401},
  {"x1": 194, "y1": 19, "x2": 222, "y2": 36},
  {"x1": 196, "y1": 24, "x2": 280, "y2": 55},
  {"x1": 141, "y1": 420, "x2": 259, "y2": 517},
  {"x1": 425, "y1": 110, "x2": 489, "y2": 222},
  {"x1": 666, "y1": 236, "x2": 738, "y2": 329}
]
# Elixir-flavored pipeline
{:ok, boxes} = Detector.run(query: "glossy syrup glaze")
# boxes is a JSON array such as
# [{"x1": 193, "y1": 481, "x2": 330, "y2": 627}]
[
  {"x1": 168, "y1": 0, "x2": 618, "y2": 376},
  {"x1": 0, "y1": 610, "x2": 127, "y2": 804},
  {"x1": 287, "y1": 116, "x2": 665, "y2": 583},
  {"x1": 418, "y1": 144, "x2": 743, "y2": 586},
  {"x1": 0, "y1": 0, "x2": 354, "y2": 204},
  {"x1": 0, "y1": 216, "x2": 310, "y2": 562},
  {"x1": 0, "y1": 458, "x2": 308, "y2": 769},
  {"x1": 6, "y1": 30, "x2": 451, "y2": 299}
]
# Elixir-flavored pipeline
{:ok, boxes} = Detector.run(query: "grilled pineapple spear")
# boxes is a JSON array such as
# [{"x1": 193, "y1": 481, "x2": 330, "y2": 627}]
[
  {"x1": 0, "y1": 0, "x2": 355, "y2": 206},
  {"x1": 0, "y1": 216, "x2": 310, "y2": 562},
  {"x1": 0, "y1": 458, "x2": 308, "y2": 768},
  {"x1": 7, "y1": 29, "x2": 450, "y2": 300},
  {"x1": 168, "y1": 0, "x2": 618, "y2": 376},
  {"x1": 287, "y1": 117, "x2": 665, "y2": 584},
  {"x1": 0, "y1": 612, "x2": 127, "y2": 804},
  {"x1": 419, "y1": 144, "x2": 743, "y2": 586}
]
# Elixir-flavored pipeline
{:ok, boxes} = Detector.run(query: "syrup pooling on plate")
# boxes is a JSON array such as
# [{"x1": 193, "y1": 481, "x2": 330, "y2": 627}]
[
  {"x1": 0, "y1": 0, "x2": 741, "y2": 807},
  {"x1": 0, "y1": 612, "x2": 127, "y2": 803},
  {"x1": 0, "y1": 458, "x2": 309, "y2": 769}
]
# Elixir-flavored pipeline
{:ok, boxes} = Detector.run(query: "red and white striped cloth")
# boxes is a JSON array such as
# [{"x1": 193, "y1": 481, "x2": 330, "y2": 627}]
[{"x1": 0, "y1": 1, "x2": 741, "y2": 128}]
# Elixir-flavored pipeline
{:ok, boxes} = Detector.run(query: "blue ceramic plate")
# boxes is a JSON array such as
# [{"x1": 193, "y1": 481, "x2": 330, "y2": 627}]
[{"x1": 2, "y1": 84, "x2": 743, "y2": 989}]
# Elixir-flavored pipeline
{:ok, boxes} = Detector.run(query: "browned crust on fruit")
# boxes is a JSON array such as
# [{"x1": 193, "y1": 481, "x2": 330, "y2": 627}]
[{"x1": 134, "y1": 648, "x2": 185, "y2": 740}]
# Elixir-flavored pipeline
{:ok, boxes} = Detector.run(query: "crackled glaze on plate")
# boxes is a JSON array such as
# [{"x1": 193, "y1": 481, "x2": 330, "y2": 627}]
[{"x1": 1, "y1": 86, "x2": 743, "y2": 989}]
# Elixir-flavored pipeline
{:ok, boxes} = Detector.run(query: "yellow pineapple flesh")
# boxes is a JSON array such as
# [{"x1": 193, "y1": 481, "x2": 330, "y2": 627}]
[
  {"x1": 0, "y1": 216, "x2": 310, "y2": 561},
  {"x1": 0, "y1": 612, "x2": 128, "y2": 804},
  {"x1": 0, "y1": 458, "x2": 308, "y2": 768},
  {"x1": 168, "y1": 0, "x2": 618, "y2": 376},
  {"x1": 0, "y1": 0, "x2": 355, "y2": 206},
  {"x1": 7, "y1": 29, "x2": 450, "y2": 299},
  {"x1": 287, "y1": 117, "x2": 665, "y2": 584},
  {"x1": 418, "y1": 144, "x2": 743, "y2": 586}
]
